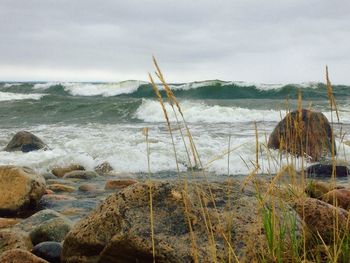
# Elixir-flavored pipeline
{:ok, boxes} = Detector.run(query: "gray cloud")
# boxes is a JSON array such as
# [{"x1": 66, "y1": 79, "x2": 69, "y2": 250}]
[{"x1": 0, "y1": 0, "x2": 349, "y2": 83}]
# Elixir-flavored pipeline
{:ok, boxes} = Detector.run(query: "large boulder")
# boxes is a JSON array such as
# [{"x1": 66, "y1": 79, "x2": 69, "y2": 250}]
[
  {"x1": 4, "y1": 131, "x2": 48, "y2": 153},
  {"x1": 268, "y1": 109, "x2": 336, "y2": 161},
  {"x1": 0, "y1": 166, "x2": 46, "y2": 216},
  {"x1": 62, "y1": 181, "x2": 302, "y2": 263}
]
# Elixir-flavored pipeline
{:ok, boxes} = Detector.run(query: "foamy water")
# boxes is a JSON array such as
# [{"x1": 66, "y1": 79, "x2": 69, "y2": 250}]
[{"x1": 1, "y1": 80, "x2": 350, "y2": 176}]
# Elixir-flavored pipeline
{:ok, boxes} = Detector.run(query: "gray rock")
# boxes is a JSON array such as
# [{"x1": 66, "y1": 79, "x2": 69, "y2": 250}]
[
  {"x1": 63, "y1": 170, "x2": 98, "y2": 180},
  {"x1": 30, "y1": 217, "x2": 72, "y2": 245},
  {"x1": 14, "y1": 209, "x2": 65, "y2": 232},
  {"x1": 4, "y1": 131, "x2": 48, "y2": 152},
  {"x1": 32, "y1": 241, "x2": 62, "y2": 263},
  {"x1": 41, "y1": 173, "x2": 57, "y2": 180}
]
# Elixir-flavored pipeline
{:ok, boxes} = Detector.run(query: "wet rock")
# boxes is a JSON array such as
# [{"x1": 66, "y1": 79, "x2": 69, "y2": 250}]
[
  {"x1": 63, "y1": 170, "x2": 98, "y2": 180},
  {"x1": 78, "y1": 184, "x2": 97, "y2": 192},
  {"x1": 51, "y1": 164, "x2": 85, "y2": 178},
  {"x1": 41, "y1": 173, "x2": 57, "y2": 180},
  {"x1": 322, "y1": 189, "x2": 350, "y2": 209},
  {"x1": 4, "y1": 131, "x2": 48, "y2": 153},
  {"x1": 47, "y1": 184, "x2": 75, "y2": 193},
  {"x1": 0, "y1": 249, "x2": 49, "y2": 263},
  {"x1": 30, "y1": 217, "x2": 72, "y2": 245},
  {"x1": 306, "y1": 163, "x2": 349, "y2": 177},
  {"x1": 0, "y1": 230, "x2": 32, "y2": 254},
  {"x1": 94, "y1": 162, "x2": 113, "y2": 175},
  {"x1": 0, "y1": 218, "x2": 20, "y2": 229},
  {"x1": 268, "y1": 109, "x2": 336, "y2": 161},
  {"x1": 0, "y1": 166, "x2": 46, "y2": 216},
  {"x1": 62, "y1": 181, "x2": 302, "y2": 263},
  {"x1": 293, "y1": 197, "x2": 350, "y2": 243},
  {"x1": 32, "y1": 241, "x2": 62, "y2": 263},
  {"x1": 104, "y1": 179, "x2": 138, "y2": 190},
  {"x1": 14, "y1": 209, "x2": 65, "y2": 232}
]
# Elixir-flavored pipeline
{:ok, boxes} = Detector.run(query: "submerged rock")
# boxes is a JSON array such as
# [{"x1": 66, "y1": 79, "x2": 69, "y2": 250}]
[
  {"x1": 62, "y1": 181, "x2": 302, "y2": 262},
  {"x1": 14, "y1": 209, "x2": 66, "y2": 232},
  {"x1": 51, "y1": 164, "x2": 85, "y2": 178},
  {"x1": 63, "y1": 170, "x2": 98, "y2": 180},
  {"x1": 104, "y1": 179, "x2": 138, "y2": 190},
  {"x1": 322, "y1": 189, "x2": 350, "y2": 209},
  {"x1": 0, "y1": 248, "x2": 49, "y2": 263},
  {"x1": 0, "y1": 229, "x2": 32, "y2": 254},
  {"x1": 32, "y1": 241, "x2": 62, "y2": 263},
  {"x1": 4, "y1": 131, "x2": 48, "y2": 153},
  {"x1": 268, "y1": 109, "x2": 336, "y2": 161},
  {"x1": 29, "y1": 217, "x2": 72, "y2": 245},
  {"x1": 47, "y1": 184, "x2": 76, "y2": 193},
  {"x1": 0, "y1": 166, "x2": 46, "y2": 216},
  {"x1": 306, "y1": 163, "x2": 349, "y2": 177}
]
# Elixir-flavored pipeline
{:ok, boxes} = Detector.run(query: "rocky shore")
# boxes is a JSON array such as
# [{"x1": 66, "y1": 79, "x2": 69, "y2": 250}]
[{"x1": 1, "y1": 109, "x2": 350, "y2": 262}]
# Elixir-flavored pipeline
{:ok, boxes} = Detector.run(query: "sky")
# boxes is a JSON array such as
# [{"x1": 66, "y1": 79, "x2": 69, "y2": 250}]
[{"x1": 0, "y1": 0, "x2": 349, "y2": 84}]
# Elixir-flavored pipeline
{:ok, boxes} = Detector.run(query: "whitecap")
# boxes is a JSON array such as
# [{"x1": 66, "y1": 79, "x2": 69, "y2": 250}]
[{"x1": 0, "y1": 91, "x2": 44, "y2": 102}]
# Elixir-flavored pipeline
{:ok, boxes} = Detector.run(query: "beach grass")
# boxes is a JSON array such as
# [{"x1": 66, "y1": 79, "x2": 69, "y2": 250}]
[{"x1": 146, "y1": 59, "x2": 350, "y2": 262}]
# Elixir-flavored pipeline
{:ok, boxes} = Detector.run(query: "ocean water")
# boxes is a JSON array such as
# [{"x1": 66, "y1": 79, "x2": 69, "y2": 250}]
[{"x1": 0, "y1": 80, "x2": 350, "y2": 176}]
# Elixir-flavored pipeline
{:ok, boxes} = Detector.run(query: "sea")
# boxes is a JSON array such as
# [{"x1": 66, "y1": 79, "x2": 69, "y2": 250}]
[{"x1": 0, "y1": 80, "x2": 350, "y2": 178}]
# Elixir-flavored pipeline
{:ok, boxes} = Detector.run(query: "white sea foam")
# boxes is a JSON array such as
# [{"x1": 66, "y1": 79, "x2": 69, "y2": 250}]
[
  {"x1": 1, "y1": 123, "x2": 349, "y2": 176},
  {"x1": 0, "y1": 91, "x2": 44, "y2": 102},
  {"x1": 3, "y1": 83, "x2": 22, "y2": 88},
  {"x1": 135, "y1": 99, "x2": 282, "y2": 123},
  {"x1": 33, "y1": 80, "x2": 147, "y2": 97}
]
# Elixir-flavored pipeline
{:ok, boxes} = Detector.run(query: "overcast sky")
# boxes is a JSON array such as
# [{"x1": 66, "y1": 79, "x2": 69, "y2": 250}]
[{"x1": 0, "y1": 0, "x2": 349, "y2": 84}]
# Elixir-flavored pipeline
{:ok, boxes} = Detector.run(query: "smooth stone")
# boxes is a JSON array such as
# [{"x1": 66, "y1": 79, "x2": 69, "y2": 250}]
[
  {"x1": 40, "y1": 194, "x2": 76, "y2": 203},
  {"x1": 47, "y1": 184, "x2": 76, "y2": 193},
  {"x1": 60, "y1": 208, "x2": 85, "y2": 217},
  {"x1": 0, "y1": 248, "x2": 49, "y2": 263},
  {"x1": 32, "y1": 241, "x2": 62, "y2": 263},
  {"x1": 293, "y1": 197, "x2": 350, "y2": 243},
  {"x1": 322, "y1": 189, "x2": 350, "y2": 209},
  {"x1": 51, "y1": 164, "x2": 85, "y2": 178},
  {"x1": 78, "y1": 184, "x2": 97, "y2": 192},
  {"x1": 14, "y1": 209, "x2": 65, "y2": 232},
  {"x1": 41, "y1": 173, "x2": 57, "y2": 180},
  {"x1": 0, "y1": 218, "x2": 20, "y2": 229},
  {"x1": 29, "y1": 217, "x2": 72, "y2": 245},
  {"x1": 3, "y1": 131, "x2": 48, "y2": 153},
  {"x1": 63, "y1": 170, "x2": 98, "y2": 180},
  {"x1": 306, "y1": 164, "x2": 349, "y2": 177},
  {"x1": 268, "y1": 109, "x2": 336, "y2": 161},
  {"x1": 0, "y1": 229, "x2": 32, "y2": 254},
  {"x1": 105, "y1": 179, "x2": 138, "y2": 190},
  {"x1": 0, "y1": 166, "x2": 46, "y2": 216},
  {"x1": 94, "y1": 162, "x2": 113, "y2": 175}
]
